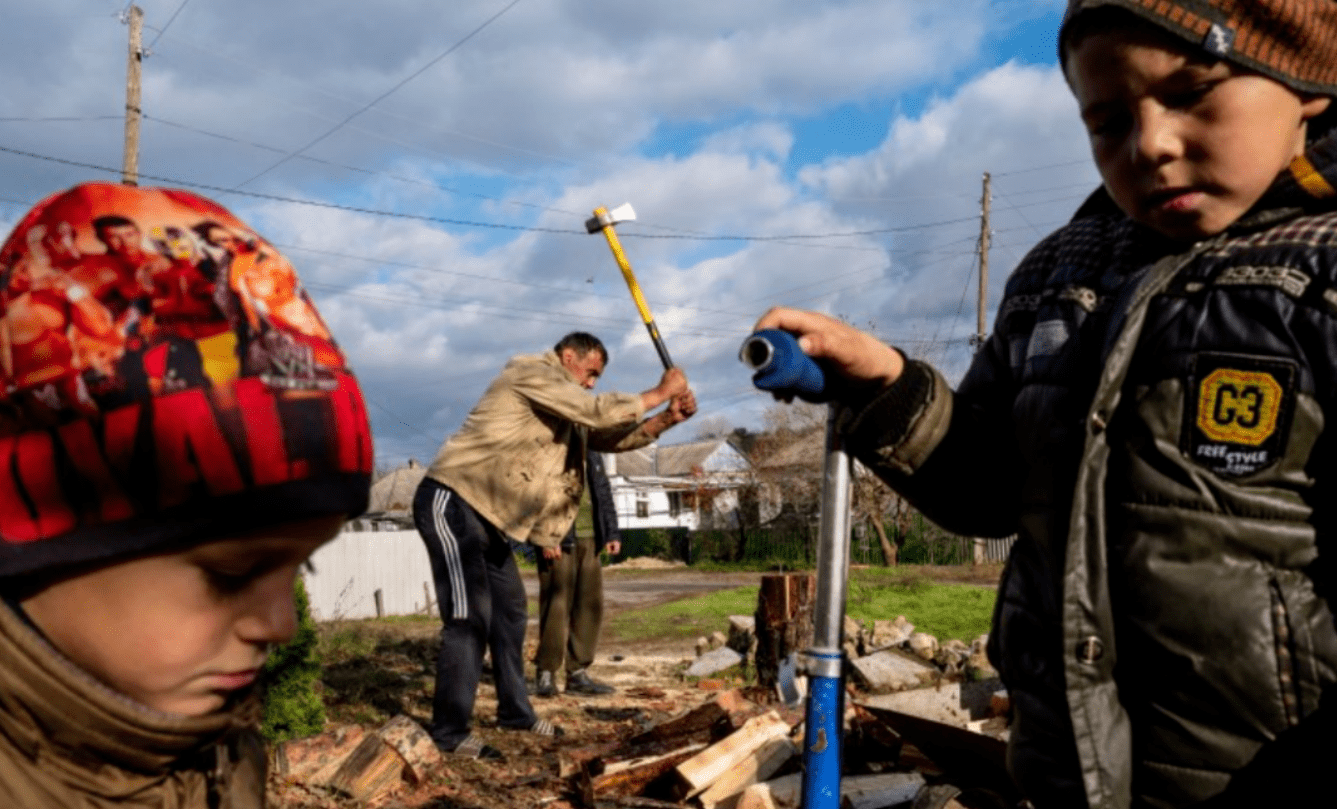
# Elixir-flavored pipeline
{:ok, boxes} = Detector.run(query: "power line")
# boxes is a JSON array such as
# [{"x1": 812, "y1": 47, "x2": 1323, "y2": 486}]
[
  {"x1": 0, "y1": 115, "x2": 121, "y2": 123},
  {"x1": 232, "y1": 0, "x2": 526, "y2": 189},
  {"x1": 0, "y1": 143, "x2": 986, "y2": 246},
  {"x1": 992, "y1": 158, "x2": 1091, "y2": 177},
  {"x1": 305, "y1": 281, "x2": 749, "y2": 338},
  {"x1": 148, "y1": 31, "x2": 573, "y2": 170},
  {"x1": 146, "y1": 0, "x2": 192, "y2": 50},
  {"x1": 143, "y1": 113, "x2": 580, "y2": 217}
]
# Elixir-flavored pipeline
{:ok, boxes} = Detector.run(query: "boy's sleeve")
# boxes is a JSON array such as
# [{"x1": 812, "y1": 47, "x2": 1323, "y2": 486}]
[
  {"x1": 511, "y1": 363, "x2": 645, "y2": 429},
  {"x1": 838, "y1": 329, "x2": 1024, "y2": 539}
]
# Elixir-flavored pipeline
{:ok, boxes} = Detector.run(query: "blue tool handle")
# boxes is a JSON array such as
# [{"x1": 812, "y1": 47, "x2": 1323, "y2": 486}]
[{"x1": 740, "y1": 328, "x2": 827, "y2": 399}]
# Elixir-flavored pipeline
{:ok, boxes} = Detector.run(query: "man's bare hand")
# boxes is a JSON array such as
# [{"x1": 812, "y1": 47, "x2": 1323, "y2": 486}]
[
  {"x1": 657, "y1": 367, "x2": 689, "y2": 400},
  {"x1": 604, "y1": 540, "x2": 621, "y2": 557},
  {"x1": 641, "y1": 366, "x2": 690, "y2": 411},
  {"x1": 542, "y1": 546, "x2": 562, "y2": 560},
  {"x1": 668, "y1": 391, "x2": 697, "y2": 423},
  {"x1": 753, "y1": 307, "x2": 904, "y2": 388}
]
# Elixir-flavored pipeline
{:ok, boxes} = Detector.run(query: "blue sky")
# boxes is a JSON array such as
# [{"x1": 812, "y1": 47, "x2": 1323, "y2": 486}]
[{"x1": 0, "y1": 0, "x2": 1102, "y2": 469}]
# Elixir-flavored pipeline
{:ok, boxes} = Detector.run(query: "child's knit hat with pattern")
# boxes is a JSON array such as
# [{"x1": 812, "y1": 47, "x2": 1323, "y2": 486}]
[
  {"x1": 1062, "y1": 0, "x2": 1337, "y2": 96},
  {"x1": 0, "y1": 182, "x2": 371, "y2": 577}
]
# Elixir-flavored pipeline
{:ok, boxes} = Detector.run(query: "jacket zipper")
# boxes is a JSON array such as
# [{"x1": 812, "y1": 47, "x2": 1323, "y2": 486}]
[{"x1": 1269, "y1": 579, "x2": 1302, "y2": 727}]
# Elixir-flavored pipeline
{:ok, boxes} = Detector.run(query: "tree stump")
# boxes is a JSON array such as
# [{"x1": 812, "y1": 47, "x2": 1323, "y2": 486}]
[{"x1": 753, "y1": 573, "x2": 814, "y2": 691}]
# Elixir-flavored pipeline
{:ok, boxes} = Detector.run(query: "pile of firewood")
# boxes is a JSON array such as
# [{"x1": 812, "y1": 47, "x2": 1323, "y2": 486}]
[{"x1": 560, "y1": 684, "x2": 1015, "y2": 809}]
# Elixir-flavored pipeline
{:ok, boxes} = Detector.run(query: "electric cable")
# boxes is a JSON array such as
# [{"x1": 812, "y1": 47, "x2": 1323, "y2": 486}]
[{"x1": 232, "y1": 0, "x2": 526, "y2": 189}]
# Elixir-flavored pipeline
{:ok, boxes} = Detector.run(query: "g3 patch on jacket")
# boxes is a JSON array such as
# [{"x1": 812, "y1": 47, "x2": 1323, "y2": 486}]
[{"x1": 1183, "y1": 354, "x2": 1296, "y2": 477}]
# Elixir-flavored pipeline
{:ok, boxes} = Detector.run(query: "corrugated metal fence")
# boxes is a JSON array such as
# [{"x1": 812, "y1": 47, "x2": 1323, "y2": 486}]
[{"x1": 304, "y1": 529, "x2": 436, "y2": 620}]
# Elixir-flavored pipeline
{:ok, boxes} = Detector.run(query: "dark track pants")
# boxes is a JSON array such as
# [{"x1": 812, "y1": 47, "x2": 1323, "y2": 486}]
[
  {"x1": 414, "y1": 478, "x2": 536, "y2": 748},
  {"x1": 535, "y1": 533, "x2": 604, "y2": 676}
]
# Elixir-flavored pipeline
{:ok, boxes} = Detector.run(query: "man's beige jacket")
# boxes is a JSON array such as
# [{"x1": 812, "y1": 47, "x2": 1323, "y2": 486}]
[{"x1": 426, "y1": 351, "x2": 656, "y2": 549}]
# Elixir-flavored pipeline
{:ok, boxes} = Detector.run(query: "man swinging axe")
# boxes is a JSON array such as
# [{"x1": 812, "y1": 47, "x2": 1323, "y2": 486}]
[{"x1": 415, "y1": 329, "x2": 696, "y2": 757}]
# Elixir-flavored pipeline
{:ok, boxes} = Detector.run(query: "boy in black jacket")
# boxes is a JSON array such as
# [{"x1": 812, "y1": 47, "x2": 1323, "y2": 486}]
[{"x1": 756, "y1": 2, "x2": 1337, "y2": 806}]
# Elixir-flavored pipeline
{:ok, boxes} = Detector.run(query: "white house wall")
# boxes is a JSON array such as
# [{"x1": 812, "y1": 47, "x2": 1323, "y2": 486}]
[
  {"x1": 304, "y1": 529, "x2": 436, "y2": 620},
  {"x1": 611, "y1": 485, "x2": 699, "y2": 531}
]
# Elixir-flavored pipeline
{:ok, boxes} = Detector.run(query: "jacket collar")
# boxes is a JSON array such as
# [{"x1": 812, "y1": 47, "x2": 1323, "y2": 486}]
[
  {"x1": 0, "y1": 600, "x2": 257, "y2": 794},
  {"x1": 543, "y1": 349, "x2": 582, "y2": 385}
]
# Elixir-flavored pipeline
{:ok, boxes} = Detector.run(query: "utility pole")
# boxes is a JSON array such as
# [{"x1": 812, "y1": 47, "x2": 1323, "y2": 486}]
[
  {"x1": 975, "y1": 172, "x2": 991, "y2": 347},
  {"x1": 122, "y1": 4, "x2": 143, "y2": 186}
]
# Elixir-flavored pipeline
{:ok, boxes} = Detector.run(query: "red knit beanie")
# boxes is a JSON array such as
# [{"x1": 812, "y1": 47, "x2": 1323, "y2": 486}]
[
  {"x1": 0, "y1": 182, "x2": 372, "y2": 577},
  {"x1": 1062, "y1": 0, "x2": 1337, "y2": 96}
]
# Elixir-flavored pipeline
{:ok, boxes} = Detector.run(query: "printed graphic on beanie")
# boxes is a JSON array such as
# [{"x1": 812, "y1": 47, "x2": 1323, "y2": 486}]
[{"x1": 0, "y1": 183, "x2": 372, "y2": 571}]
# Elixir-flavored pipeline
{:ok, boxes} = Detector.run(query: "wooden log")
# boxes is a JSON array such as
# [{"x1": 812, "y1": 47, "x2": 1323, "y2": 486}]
[
  {"x1": 590, "y1": 743, "x2": 706, "y2": 796},
  {"x1": 621, "y1": 689, "x2": 749, "y2": 756},
  {"x1": 838, "y1": 773, "x2": 926, "y2": 809},
  {"x1": 326, "y1": 734, "x2": 405, "y2": 801},
  {"x1": 559, "y1": 741, "x2": 622, "y2": 778},
  {"x1": 377, "y1": 714, "x2": 441, "y2": 784},
  {"x1": 736, "y1": 772, "x2": 926, "y2": 809},
  {"x1": 736, "y1": 773, "x2": 801, "y2": 809},
  {"x1": 273, "y1": 724, "x2": 367, "y2": 785},
  {"x1": 754, "y1": 574, "x2": 814, "y2": 691},
  {"x1": 697, "y1": 736, "x2": 797, "y2": 809},
  {"x1": 325, "y1": 715, "x2": 441, "y2": 801},
  {"x1": 674, "y1": 711, "x2": 792, "y2": 799}
]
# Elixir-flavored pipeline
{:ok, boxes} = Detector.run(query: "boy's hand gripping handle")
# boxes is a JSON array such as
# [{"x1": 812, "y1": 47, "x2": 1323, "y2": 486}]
[{"x1": 740, "y1": 328, "x2": 828, "y2": 400}]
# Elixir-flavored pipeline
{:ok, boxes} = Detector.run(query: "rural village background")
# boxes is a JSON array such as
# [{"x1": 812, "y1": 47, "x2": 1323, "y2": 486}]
[{"x1": 4, "y1": 2, "x2": 1096, "y2": 807}]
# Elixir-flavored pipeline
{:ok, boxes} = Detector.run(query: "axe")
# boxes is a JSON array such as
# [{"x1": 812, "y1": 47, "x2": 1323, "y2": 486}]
[{"x1": 585, "y1": 203, "x2": 674, "y2": 370}]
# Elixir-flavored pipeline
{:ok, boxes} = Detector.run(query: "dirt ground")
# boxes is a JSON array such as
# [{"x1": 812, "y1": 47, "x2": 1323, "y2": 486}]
[{"x1": 270, "y1": 565, "x2": 1001, "y2": 809}]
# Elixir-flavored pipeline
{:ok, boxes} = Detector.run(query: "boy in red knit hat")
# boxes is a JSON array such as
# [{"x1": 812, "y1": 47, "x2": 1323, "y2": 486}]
[
  {"x1": 0, "y1": 182, "x2": 373, "y2": 808},
  {"x1": 756, "y1": 2, "x2": 1337, "y2": 806}
]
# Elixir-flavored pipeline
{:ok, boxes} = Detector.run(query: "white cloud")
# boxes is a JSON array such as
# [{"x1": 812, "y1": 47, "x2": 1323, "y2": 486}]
[{"x1": 0, "y1": 2, "x2": 1097, "y2": 467}]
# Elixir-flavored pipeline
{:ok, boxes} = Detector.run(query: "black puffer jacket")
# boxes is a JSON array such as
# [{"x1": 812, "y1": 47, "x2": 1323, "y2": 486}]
[{"x1": 841, "y1": 132, "x2": 1337, "y2": 808}]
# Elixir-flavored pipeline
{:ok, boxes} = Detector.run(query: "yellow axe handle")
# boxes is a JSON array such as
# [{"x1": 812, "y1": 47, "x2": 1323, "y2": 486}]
[{"x1": 593, "y1": 206, "x2": 674, "y2": 369}]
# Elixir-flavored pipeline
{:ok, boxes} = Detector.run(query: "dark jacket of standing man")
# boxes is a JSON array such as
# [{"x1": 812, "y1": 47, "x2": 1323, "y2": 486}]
[{"x1": 413, "y1": 332, "x2": 696, "y2": 760}]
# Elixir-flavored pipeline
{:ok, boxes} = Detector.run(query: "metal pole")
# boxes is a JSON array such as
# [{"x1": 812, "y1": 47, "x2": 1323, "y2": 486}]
[
  {"x1": 122, "y1": 5, "x2": 143, "y2": 186},
  {"x1": 976, "y1": 172, "x2": 991, "y2": 346},
  {"x1": 800, "y1": 409, "x2": 852, "y2": 809}
]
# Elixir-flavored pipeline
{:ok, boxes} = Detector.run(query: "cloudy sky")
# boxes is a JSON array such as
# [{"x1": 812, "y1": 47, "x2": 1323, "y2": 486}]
[{"x1": 1, "y1": 0, "x2": 1102, "y2": 469}]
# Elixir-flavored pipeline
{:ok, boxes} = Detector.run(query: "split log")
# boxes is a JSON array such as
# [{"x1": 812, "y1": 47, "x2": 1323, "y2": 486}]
[
  {"x1": 620, "y1": 689, "x2": 750, "y2": 757},
  {"x1": 754, "y1": 574, "x2": 814, "y2": 691},
  {"x1": 673, "y1": 711, "x2": 793, "y2": 799},
  {"x1": 590, "y1": 743, "x2": 706, "y2": 797},
  {"x1": 272, "y1": 724, "x2": 367, "y2": 785},
  {"x1": 697, "y1": 736, "x2": 796, "y2": 809},
  {"x1": 838, "y1": 772, "x2": 925, "y2": 809},
  {"x1": 326, "y1": 715, "x2": 441, "y2": 801},
  {"x1": 736, "y1": 773, "x2": 801, "y2": 809},
  {"x1": 736, "y1": 772, "x2": 926, "y2": 809}
]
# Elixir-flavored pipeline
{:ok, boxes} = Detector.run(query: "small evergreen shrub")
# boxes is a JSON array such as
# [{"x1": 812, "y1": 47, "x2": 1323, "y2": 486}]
[{"x1": 260, "y1": 576, "x2": 326, "y2": 741}]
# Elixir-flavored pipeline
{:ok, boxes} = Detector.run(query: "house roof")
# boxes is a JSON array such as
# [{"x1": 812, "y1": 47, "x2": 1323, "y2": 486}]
[
  {"x1": 607, "y1": 438, "x2": 750, "y2": 478},
  {"x1": 370, "y1": 459, "x2": 427, "y2": 512}
]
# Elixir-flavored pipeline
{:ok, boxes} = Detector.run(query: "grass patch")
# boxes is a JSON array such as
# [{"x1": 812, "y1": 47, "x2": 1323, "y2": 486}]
[
  {"x1": 605, "y1": 585, "x2": 760, "y2": 643},
  {"x1": 846, "y1": 570, "x2": 995, "y2": 642},
  {"x1": 605, "y1": 574, "x2": 996, "y2": 645}
]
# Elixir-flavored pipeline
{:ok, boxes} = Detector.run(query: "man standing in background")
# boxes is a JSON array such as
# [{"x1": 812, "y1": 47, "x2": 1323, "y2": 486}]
[{"x1": 534, "y1": 450, "x2": 622, "y2": 697}]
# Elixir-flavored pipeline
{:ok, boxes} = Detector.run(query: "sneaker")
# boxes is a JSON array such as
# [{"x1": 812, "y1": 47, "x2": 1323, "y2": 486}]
[
  {"x1": 511, "y1": 717, "x2": 564, "y2": 738},
  {"x1": 441, "y1": 733, "x2": 505, "y2": 761},
  {"x1": 533, "y1": 670, "x2": 557, "y2": 698},
  {"x1": 565, "y1": 669, "x2": 615, "y2": 696}
]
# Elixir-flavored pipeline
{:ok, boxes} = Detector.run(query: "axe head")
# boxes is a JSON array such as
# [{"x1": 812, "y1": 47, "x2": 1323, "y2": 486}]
[
  {"x1": 777, "y1": 653, "x2": 806, "y2": 707},
  {"x1": 585, "y1": 202, "x2": 637, "y2": 233}
]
